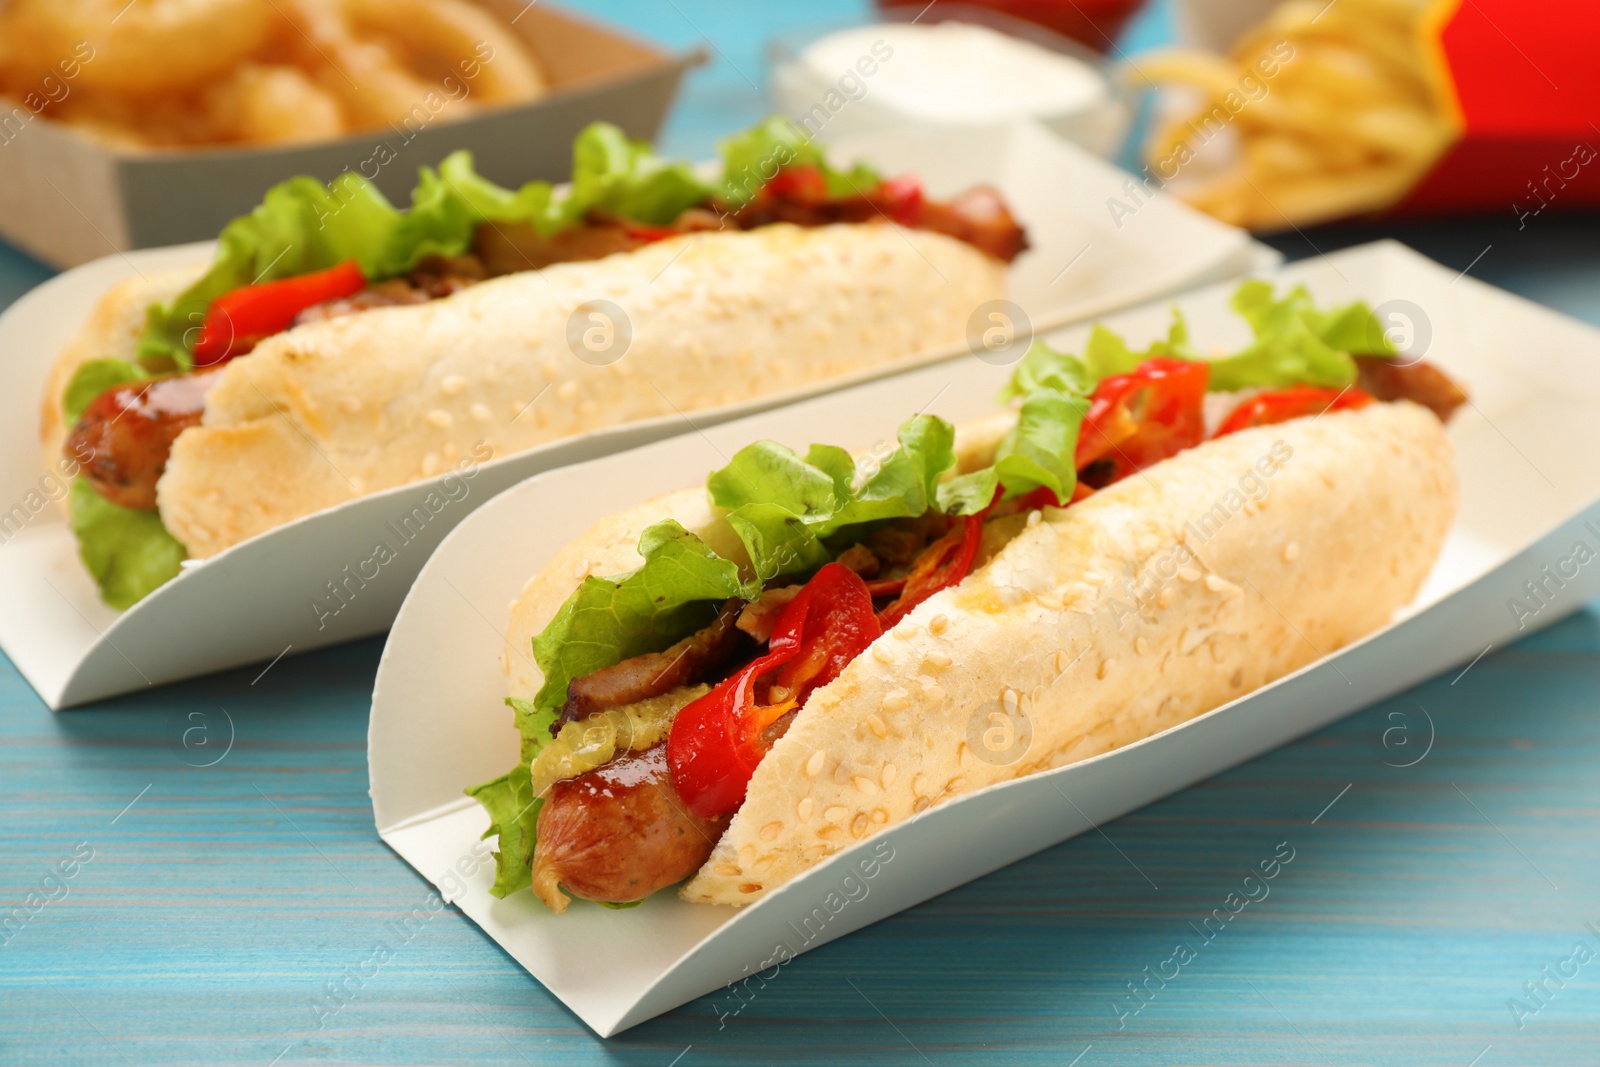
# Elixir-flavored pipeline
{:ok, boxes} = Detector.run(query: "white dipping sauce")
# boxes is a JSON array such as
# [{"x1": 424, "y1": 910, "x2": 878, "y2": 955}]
[{"x1": 797, "y1": 22, "x2": 1107, "y2": 124}]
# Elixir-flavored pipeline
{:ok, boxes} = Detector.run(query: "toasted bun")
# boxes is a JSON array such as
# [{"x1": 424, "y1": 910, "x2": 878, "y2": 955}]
[
  {"x1": 686, "y1": 402, "x2": 1454, "y2": 903},
  {"x1": 148, "y1": 224, "x2": 1003, "y2": 557}
]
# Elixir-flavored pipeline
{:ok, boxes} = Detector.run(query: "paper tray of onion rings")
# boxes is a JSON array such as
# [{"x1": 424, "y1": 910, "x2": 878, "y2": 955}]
[{"x1": 0, "y1": 0, "x2": 700, "y2": 267}]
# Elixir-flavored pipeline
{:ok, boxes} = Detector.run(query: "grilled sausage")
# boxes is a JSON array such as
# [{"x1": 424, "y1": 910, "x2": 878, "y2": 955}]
[
  {"x1": 530, "y1": 742, "x2": 726, "y2": 912},
  {"x1": 66, "y1": 369, "x2": 221, "y2": 510}
]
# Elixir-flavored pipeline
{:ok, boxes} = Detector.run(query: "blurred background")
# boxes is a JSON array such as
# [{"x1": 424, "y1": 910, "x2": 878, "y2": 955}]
[{"x1": 2, "y1": 0, "x2": 1596, "y2": 320}]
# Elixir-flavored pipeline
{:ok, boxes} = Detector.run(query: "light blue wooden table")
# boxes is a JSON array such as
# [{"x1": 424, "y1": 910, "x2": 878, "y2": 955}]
[{"x1": 5, "y1": 3, "x2": 1600, "y2": 1064}]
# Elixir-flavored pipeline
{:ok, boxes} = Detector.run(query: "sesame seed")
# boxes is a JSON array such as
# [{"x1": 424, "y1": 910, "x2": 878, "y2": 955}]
[
  {"x1": 871, "y1": 808, "x2": 888, "y2": 823},
  {"x1": 882, "y1": 690, "x2": 910, "y2": 712},
  {"x1": 1204, "y1": 574, "x2": 1229, "y2": 593},
  {"x1": 818, "y1": 825, "x2": 844, "y2": 842},
  {"x1": 440, "y1": 375, "x2": 467, "y2": 396},
  {"x1": 1098, "y1": 658, "x2": 1114, "y2": 680},
  {"x1": 824, "y1": 805, "x2": 847, "y2": 823},
  {"x1": 1282, "y1": 541, "x2": 1301, "y2": 563},
  {"x1": 1134, "y1": 636, "x2": 1150, "y2": 655},
  {"x1": 893, "y1": 622, "x2": 918, "y2": 639},
  {"x1": 1178, "y1": 566, "x2": 1201, "y2": 583},
  {"x1": 760, "y1": 821, "x2": 783, "y2": 842},
  {"x1": 805, "y1": 749, "x2": 826, "y2": 777},
  {"x1": 426, "y1": 409, "x2": 452, "y2": 429},
  {"x1": 739, "y1": 844, "x2": 756, "y2": 867},
  {"x1": 797, "y1": 797, "x2": 814, "y2": 822},
  {"x1": 1001, "y1": 688, "x2": 1020, "y2": 714},
  {"x1": 1027, "y1": 510, "x2": 1042, "y2": 526},
  {"x1": 928, "y1": 614, "x2": 950, "y2": 635},
  {"x1": 913, "y1": 797, "x2": 931, "y2": 813},
  {"x1": 714, "y1": 862, "x2": 739, "y2": 877},
  {"x1": 850, "y1": 813, "x2": 869, "y2": 837},
  {"x1": 556, "y1": 381, "x2": 579, "y2": 402},
  {"x1": 924, "y1": 652, "x2": 952, "y2": 669},
  {"x1": 871, "y1": 644, "x2": 894, "y2": 664},
  {"x1": 923, "y1": 684, "x2": 946, "y2": 703},
  {"x1": 1157, "y1": 587, "x2": 1176, "y2": 608},
  {"x1": 866, "y1": 714, "x2": 888, "y2": 739},
  {"x1": 469, "y1": 402, "x2": 492, "y2": 423},
  {"x1": 752, "y1": 855, "x2": 776, "y2": 876},
  {"x1": 853, "y1": 776, "x2": 878, "y2": 795},
  {"x1": 738, "y1": 883, "x2": 762, "y2": 894},
  {"x1": 880, "y1": 763, "x2": 897, "y2": 787}
]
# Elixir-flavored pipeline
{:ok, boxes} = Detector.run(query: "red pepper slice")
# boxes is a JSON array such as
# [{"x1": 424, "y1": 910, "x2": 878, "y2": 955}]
[
  {"x1": 1214, "y1": 386, "x2": 1373, "y2": 437},
  {"x1": 667, "y1": 563, "x2": 881, "y2": 818},
  {"x1": 191, "y1": 259, "x2": 368, "y2": 366},
  {"x1": 871, "y1": 174, "x2": 924, "y2": 225},
  {"x1": 1075, "y1": 358, "x2": 1209, "y2": 485},
  {"x1": 876, "y1": 513, "x2": 984, "y2": 630},
  {"x1": 763, "y1": 164, "x2": 831, "y2": 203}
]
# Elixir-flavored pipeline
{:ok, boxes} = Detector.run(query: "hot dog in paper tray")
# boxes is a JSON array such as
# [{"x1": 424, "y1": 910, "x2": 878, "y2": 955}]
[
  {"x1": 39, "y1": 117, "x2": 1026, "y2": 609},
  {"x1": 469, "y1": 282, "x2": 1466, "y2": 911}
]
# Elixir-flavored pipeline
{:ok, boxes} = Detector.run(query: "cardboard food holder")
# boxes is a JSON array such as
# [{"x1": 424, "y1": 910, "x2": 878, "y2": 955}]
[
  {"x1": 0, "y1": 120, "x2": 1270, "y2": 710},
  {"x1": 1172, "y1": 0, "x2": 1600, "y2": 220},
  {"x1": 369, "y1": 240, "x2": 1600, "y2": 1037},
  {"x1": 0, "y1": 2, "x2": 702, "y2": 269}
]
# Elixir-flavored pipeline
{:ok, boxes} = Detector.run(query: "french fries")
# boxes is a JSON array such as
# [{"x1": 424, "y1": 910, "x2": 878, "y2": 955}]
[{"x1": 1133, "y1": 0, "x2": 1453, "y2": 230}]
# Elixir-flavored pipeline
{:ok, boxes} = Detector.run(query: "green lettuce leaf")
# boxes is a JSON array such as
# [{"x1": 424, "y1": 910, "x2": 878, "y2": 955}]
[
  {"x1": 67, "y1": 479, "x2": 185, "y2": 610},
  {"x1": 465, "y1": 763, "x2": 542, "y2": 899},
  {"x1": 527, "y1": 521, "x2": 748, "y2": 721},
  {"x1": 717, "y1": 115, "x2": 880, "y2": 205},
  {"x1": 1206, "y1": 280, "x2": 1391, "y2": 391},
  {"x1": 708, "y1": 415, "x2": 956, "y2": 581},
  {"x1": 62, "y1": 358, "x2": 147, "y2": 420},
  {"x1": 938, "y1": 389, "x2": 1091, "y2": 513}
]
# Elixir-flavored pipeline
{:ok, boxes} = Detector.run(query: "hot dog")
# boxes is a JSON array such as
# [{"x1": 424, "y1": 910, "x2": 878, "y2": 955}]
[
  {"x1": 42, "y1": 117, "x2": 1025, "y2": 608},
  {"x1": 470, "y1": 282, "x2": 1462, "y2": 911}
]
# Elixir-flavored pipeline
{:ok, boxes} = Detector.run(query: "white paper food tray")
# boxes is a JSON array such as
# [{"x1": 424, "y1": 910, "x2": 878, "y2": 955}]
[
  {"x1": 369, "y1": 240, "x2": 1600, "y2": 1036},
  {"x1": 0, "y1": 120, "x2": 1269, "y2": 709}
]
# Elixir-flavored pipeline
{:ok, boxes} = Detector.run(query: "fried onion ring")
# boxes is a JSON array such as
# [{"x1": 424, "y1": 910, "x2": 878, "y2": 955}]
[
  {"x1": 204, "y1": 64, "x2": 347, "y2": 145},
  {"x1": 338, "y1": 0, "x2": 546, "y2": 105},
  {"x1": 3, "y1": 0, "x2": 279, "y2": 94}
]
